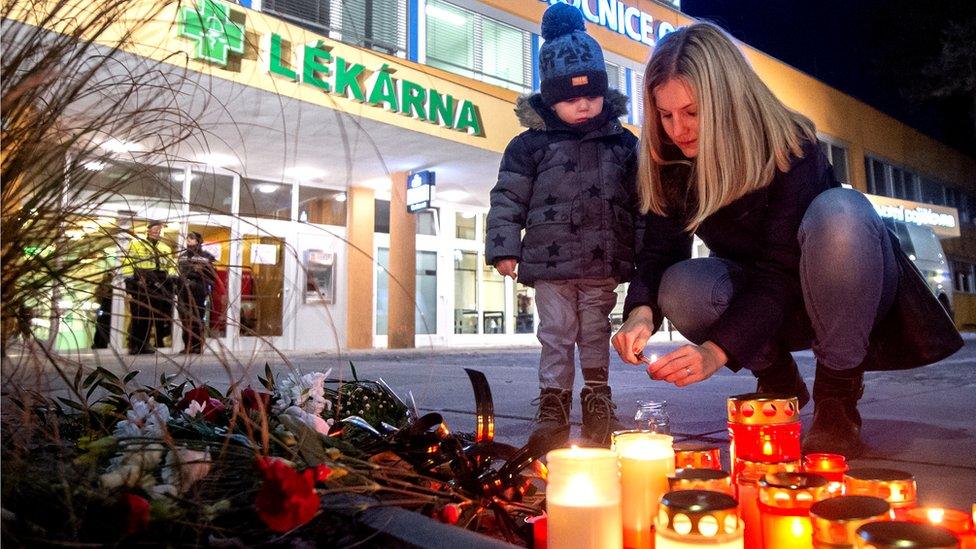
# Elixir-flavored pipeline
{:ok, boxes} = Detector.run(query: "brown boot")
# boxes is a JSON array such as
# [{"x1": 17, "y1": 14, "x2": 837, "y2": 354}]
[
  {"x1": 580, "y1": 385, "x2": 624, "y2": 446},
  {"x1": 754, "y1": 349, "x2": 810, "y2": 409},
  {"x1": 802, "y1": 363, "x2": 865, "y2": 458},
  {"x1": 528, "y1": 388, "x2": 571, "y2": 448}
]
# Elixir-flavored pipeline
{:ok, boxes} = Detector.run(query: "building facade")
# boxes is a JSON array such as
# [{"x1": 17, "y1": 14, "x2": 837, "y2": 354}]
[{"x1": 10, "y1": 0, "x2": 976, "y2": 354}]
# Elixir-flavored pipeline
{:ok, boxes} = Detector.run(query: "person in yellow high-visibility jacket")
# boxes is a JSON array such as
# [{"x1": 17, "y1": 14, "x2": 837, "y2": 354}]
[{"x1": 121, "y1": 221, "x2": 177, "y2": 354}]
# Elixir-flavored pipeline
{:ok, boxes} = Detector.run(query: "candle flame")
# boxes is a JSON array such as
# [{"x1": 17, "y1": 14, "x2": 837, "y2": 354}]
[
  {"x1": 762, "y1": 440, "x2": 773, "y2": 456},
  {"x1": 791, "y1": 518, "x2": 806, "y2": 537},
  {"x1": 927, "y1": 508, "x2": 945, "y2": 524}
]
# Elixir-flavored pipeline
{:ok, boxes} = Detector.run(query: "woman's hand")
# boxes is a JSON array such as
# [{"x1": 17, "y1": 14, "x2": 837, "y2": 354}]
[
  {"x1": 612, "y1": 306, "x2": 655, "y2": 364},
  {"x1": 646, "y1": 341, "x2": 728, "y2": 387},
  {"x1": 494, "y1": 259, "x2": 518, "y2": 279}
]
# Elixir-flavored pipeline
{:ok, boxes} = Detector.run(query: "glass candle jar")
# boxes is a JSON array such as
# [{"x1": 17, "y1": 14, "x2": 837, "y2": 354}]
[
  {"x1": 727, "y1": 393, "x2": 801, "y2": 466},
  {"x1": 855, "y1": 521, "x2": 960, "y2": 549},
  {"x1": 810, "y1": 495, "x2": 891, "y2": 548},
  {"x1": 669, "y1": 468, "x2": 733, "y2": 495},
  {"x1": 612, "y1": 431, "x2": 675, "y2": 549},
  {"x1": 906, "y1": 508, "x2": 974, "y2": 549},
  {"x1": 734, "y1": 458, "x2": 803, "y2": 549},
  {"x1": 655, "y1": 490, "x2": 743, "y2": 549},
  {"x1": 674, "y1": 441, "x2": 723, "y2": 470},
  {"x1": 635, "y1": 399, "x2": 672, "y2": 434},
  {"x1": 759, "y1": 472, "x2": 839, "y2": 549},
  {"x1": 844, "y1": 469, "x2": 917, "y2": 520},
  {"x1": 804, "y1": 453, "x2": 849, "y2": 489},
  {"x1": 545, "y1": 447, "x2": 622, "y2": 549}
]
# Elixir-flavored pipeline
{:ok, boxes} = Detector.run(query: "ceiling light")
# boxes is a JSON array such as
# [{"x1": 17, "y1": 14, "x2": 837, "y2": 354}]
[
  {"x1": 285, "y1": 166, "x2": 326, "y2": 181},
  {"x1": 460, "y1": 212, "x2": 476, "y2": 219},
  {"x1": 334, "y1": 192, "x2": 347, "y2": 202},
  {"x1": 360, "y1": 177, "x2": 391, "y2": 191},
  {"x1": 101, "y1": 139, "x2": 144, "y2": 153},
  {"x1": 257, "y1": 184, "x2": 279, "y2": 194},
  {"x1": 172, "y1": 172, "x2": 194, "y2": 183},
  {"x1": 82, "y1": 161, "x2": 107, "y2": 171},
  {"x1": 196, "y1": 153, "x2": 238, "y2": 167},
  {"x1": 436, "y1": 189, "x2": 469, "y2": 202}
]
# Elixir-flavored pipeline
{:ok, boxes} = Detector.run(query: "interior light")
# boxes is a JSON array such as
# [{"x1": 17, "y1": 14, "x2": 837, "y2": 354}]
[
  {"x1": 460, "y1": 212, "x2": 476, "y2": 219},
  {"x1": 334, "y1": 192, "x2": 347, "y2": 202},
  {"x1": 82, "y1": 161, "x2": 107, "y2": 171},
  {"x1": 101, "y1": 139, "x2": 144, "y2": 153},
  {"x1": 257, "y1": 184, "x2": 279, "y2": 194},
  {"x1": 173, "y1": 172, "x2": 194, "y2": 183},
  {"x1": 286, "y1": 166, "x2": 326, "y2": 181}
]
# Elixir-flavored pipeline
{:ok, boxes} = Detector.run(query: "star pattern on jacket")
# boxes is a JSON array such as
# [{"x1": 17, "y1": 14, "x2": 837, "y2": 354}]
[
  {"x1": 543, "y1": 208, "x2": 557, "y2": 221},
  {"x1": 592, "y1": 246, "x2": 605, "y2": 260},
  {"x1": 547, "y1": 241, "x2": 561, "y2": 257},
  {"x1": 546, "y1": 260, "x2": 557, "y2": 269},
  {"x1": 587, "y1": 185, "x2": 600, "y2": 198},
  {"x1": 491, "y1": 234, "x2": 506, "y2": 247}
]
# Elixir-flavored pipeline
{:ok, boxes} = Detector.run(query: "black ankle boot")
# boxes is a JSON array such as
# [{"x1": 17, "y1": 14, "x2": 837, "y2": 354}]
[
  {"x1": 528, "y1": 388, "x2": 571, "y2": 447},
  {"x1": 580, "y1": 385, "x2": 624, "y2": 446},
  {"x1": 802, "y1": 363, "x2": 865, "y2": 458},
  {"x1": 754, "y1": 350, "x2": 810, "y2": 409}
]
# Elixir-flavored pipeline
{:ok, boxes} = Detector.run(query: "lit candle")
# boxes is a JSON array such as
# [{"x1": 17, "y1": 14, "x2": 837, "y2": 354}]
[
  {"x1": 655, "y1": 490, "x2": 743, "y2": 549},
  {"x1": 734, "y1": 459, "x2": 802, "y2": 549},
  {"x1": 810, "y1": 495, "x2": 891, "y2": 548},
  {"x1": 803, "y1": 453, "x2": 849, "y2": 490},
  {"x1": 759, "y1": 473, "x2": 839, "y2": 549},
  {"x1": 727, "y1": 393, "x2": 801, "y2": 469},
  {"x1": 546, "y1": 447, "x2": 622, "y2": 549},
  {"x1": 525, "y1": 514, "x2": 547, "y2": 549},
  {"x1": 669, "y1": 468, "x2": 733, "y2": 495},
  {"x1": 906, "y1": 508, "x2": 974, "y2": 549},
  {"x1": 855, "y1": 521, "x2": 960, "y2": 549},
  {"x1": 673, "y1": 442, "x2": 723, "y2": 470},
  {"x1": 612, "y1": 431, "x2": 674, "y2": 549},
  {"x1": 844, "y1": 468, "x2": 917, "y2": 520}
]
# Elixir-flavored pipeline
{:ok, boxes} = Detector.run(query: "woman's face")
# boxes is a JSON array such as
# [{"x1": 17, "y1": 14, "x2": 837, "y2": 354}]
[
  {"x1": 186, "y1": 236, "x2": 198, "y2": 246},
  {"x1": 653, "y1": 78, "x2": 699, "y2": 158}
]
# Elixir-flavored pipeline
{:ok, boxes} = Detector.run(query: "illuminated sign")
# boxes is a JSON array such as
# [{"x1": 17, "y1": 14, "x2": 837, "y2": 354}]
[
  {"x1": 406, "y1": 171, "x2": 435, "y2": 213},
  {"x1": 178, "y1": 0, "x2": 245, "y2": 66},
  {"x1": 866, "y1": 194, "x2": 960, "y2": 238},
  {"x1": 538, "y1": 0, "x2": 676, "y2": 47}
]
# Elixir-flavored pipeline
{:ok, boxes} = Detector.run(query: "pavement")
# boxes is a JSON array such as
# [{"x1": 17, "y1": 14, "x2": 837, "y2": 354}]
[{"x1": 9, "y1": 338, "x2": 976, "y2": 510}]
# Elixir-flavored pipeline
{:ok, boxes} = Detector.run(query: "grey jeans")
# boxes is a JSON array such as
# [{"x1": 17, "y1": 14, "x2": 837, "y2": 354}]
[
  {"x1": 658, "y1": 188, "x2": 899, "y2": 372},
  {"x1": 535, "y1": 277, "x2": 619, "y2": 390}
]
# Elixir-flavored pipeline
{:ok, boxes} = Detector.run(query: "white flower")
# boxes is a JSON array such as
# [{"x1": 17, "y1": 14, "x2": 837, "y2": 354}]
[
  {"x1": 100, "y1": 463, "x2": 144, "y2": 489},
  {"x1": 184, "y1": 400, "x2": 207, "y2": 418},
  {"x1": 275, "y1": 370, "x2": 332, "y2": 416},
  {"x1": 282, "y1": 406, "x2": 333, "y2": 436},
  {"x1": 114, "y1": 397, "x2": 171, "y2": 439},
  {"x1": 162, "y1": 447, "x2": 212, "y2": 493}
]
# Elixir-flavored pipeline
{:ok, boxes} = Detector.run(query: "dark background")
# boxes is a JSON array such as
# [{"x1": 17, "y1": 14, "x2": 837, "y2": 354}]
[{"x1": 682, "y1": 0, "x2": 976, "y2": 159}]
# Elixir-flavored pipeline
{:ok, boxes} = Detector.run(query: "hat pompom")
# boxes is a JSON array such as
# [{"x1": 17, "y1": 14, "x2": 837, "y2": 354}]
[{"x1": 541, "y1": 3, "x2": 586, "y2": 41}]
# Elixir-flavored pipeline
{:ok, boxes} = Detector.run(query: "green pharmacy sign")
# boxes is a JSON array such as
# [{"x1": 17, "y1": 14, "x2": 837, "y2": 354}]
[{"x1": 178, "y1": 0, "x2": 245, "y2": 66}]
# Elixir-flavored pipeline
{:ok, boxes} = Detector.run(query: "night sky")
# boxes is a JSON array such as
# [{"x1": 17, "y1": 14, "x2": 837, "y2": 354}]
[{"x1": 681, "y1": 0, "x2": 976, "y2": 158}]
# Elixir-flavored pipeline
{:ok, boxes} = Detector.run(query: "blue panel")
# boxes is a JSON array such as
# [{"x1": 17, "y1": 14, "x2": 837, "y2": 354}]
[
  {"x1": 625, "y1": 67, "x2": 633, "y2": 124},
  {"x1": 408, "y1": 0, "x2": 419, "y2": 62},
  {"x1": 531, "y1": 33, "x2": 540, "y2": 92}
]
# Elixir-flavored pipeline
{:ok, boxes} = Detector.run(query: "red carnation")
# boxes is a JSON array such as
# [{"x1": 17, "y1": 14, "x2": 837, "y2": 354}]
[
  {"x1": 124, "y1": 493, "x2": 150, "y2": 535},
  {"x1": 241, "y1": 387, "x2": 272, "y2": 413},
  {"x1": 255, "y1": 457, "x2": 320, "y2": 533},
  {"x1": 177, "y1": 386, "x2": 226, "y2": 421}
]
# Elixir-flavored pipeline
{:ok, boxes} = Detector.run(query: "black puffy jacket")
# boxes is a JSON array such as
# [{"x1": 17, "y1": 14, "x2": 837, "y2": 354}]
[{"x1": 485, "y1": 89, "x2": 639, "y2": 286}]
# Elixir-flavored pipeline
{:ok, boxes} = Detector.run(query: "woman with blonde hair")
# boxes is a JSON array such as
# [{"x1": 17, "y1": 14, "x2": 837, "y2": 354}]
[{"x1": 612, "y1": 22, "x2": 960, "y2": 457}]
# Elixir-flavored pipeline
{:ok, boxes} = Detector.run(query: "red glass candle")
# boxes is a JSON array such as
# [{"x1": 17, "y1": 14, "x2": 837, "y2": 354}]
[
  {"x1": 759, "y1": 473, "x2": 840, "y2": 549},
  {"x1": 734, "y1": 459, "x2": 802, "y2": 549},
  {"x1": 728, "y1": 393, "x2": 801, "y2": 466},
  {"x1": 810, "y1": 495, "x2": 890, "y2": 548},
  {"x1": 804, "y1": 453, "x2": 848, "y2": 495},
  {"x1": 673, "y1": 441, "x2": 723, "y2": 470},
  {"x1": 855, "y1": 521, "x2": 960, "y2": 549},
  {"x1": 525, "y1": 514, "x2": 547, "y2": 549},
  {"x1": 906, "y1": 508, "x2": 974, "y2": 549},
  {"x1": 669, "y1": 468, "x2": 733, "y2": 495},
  {"x1": 844, "y1": 468, "x2": 917, "y2": 520}
]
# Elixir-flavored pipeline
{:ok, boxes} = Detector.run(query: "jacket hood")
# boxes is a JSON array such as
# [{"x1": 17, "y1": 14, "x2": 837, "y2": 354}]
[{"x1": 515, "y1": 88, "x2": 630, "y2": 130}]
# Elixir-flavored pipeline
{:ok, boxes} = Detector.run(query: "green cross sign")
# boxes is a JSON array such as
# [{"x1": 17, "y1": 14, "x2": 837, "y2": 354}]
[{"x1": 178, "y1": 0, "x2": 245, "y2": 66}]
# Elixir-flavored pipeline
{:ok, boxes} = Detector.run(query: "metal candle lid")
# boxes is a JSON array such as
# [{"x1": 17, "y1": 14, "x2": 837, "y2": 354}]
[
  {"x1": 673, "y1": 442, "x2": 722, "y2": 470},
  {"x1": 845, "y1": 468, "x2": 918, "y2": 509},
  {"x1": 727, "y1": 393, "x2": 801, "y2": 425},
  {"x1": 855, "y1": 521, "x2": 960, "y2": 549},
  {"x1": 735, "y1": 457, "x2": 803, "y2": 483},
  {"x1": 758, "y1": 472, "x2": 834, "y2": 510},
  {"x1": 810, "y1": 495, "x2": 891, "y2": 546},
  {"x1": 668, "y1": 468, "x2": 732, "y2": 494},
  {"x1": 657, "y1": 490, "x2": 741, "y2": 538}
]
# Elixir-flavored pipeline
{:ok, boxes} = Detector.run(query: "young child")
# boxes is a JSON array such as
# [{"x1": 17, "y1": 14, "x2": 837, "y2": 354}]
[{"x1": 485, "y1": 3, "x2": 640, "y2": 445}]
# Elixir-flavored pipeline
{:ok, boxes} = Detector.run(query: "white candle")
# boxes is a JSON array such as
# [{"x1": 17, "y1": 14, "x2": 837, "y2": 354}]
[
  {"x1": 546, "y1": 447, "x2": 622, "y2": 549},
  {"x1": 613, "y1": 431, "x2": 675, "y2": 549}
]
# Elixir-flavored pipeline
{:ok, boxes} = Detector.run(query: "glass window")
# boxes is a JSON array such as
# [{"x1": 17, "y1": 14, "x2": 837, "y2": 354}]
[
  {"x1": 189, "y1": 170, "x2": 234, "y2": 215},
  {"x1": 416, "y1": 209, "x2": 438, "y2": 235},
  {"x1": 342, "y1": 0, "x2": 402, "y2": 55},
  {"x1": 416, "y1": 251, "x2": 437, "y2": 334},
  {"x1": 921, "y1": 178, "x2": 945, "y2": 205},
  {"x1": 514, "y1": 283, "x2": 535, "y2": 333},
  {"x1": 953, "y1": 261, "x2": 973, "y2": 293},
  {"x1": 606, "y1": 61, "x2": 620, "y2": 92},
  {"x1": 374, "y1": 199, "x2": 390, "y2": 233},
  {"x1": 866, "y1": 158, "x2": 887, "y2": 196},
  {"x1": 426, "y1": 0, "x2": 475, "y2": 79},
  {"x1": 829, "y1": 144, "x2": 849, "y2": 185},
  {"x1": 80, "y1": 161, "x2": 184, "y2": 214},
  {"x1": 239, "y1": 235, "x2": 285, "y2": 337},
  {"x1": 298, "y1": 187, "x2": 347, "y2": 226},
  {"x1": 891, "y1": 167, "x2": 906, "y2": 199},
  {"x1": 482, "y1": 263, "x2": 505, "y2": 333},
  {"x1": 455, "y1": 211, "x2": 476, "y2": 239},
  {"x1": 240, "y1": 179, "x2": 293, "y2": 220},
  {"x1": 376, "y1": 247, "x2": 389, "y2": 335},
  {"x1": 454, "y1": 250, "x2": 478, "y2": 334},
  {"x1": 482, "y1": 18, "x2": 526, "y2": 91}
]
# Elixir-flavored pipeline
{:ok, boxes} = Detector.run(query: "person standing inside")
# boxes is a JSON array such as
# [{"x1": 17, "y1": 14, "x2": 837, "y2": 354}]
[
  {"x1": 122, "y1": 220, "x2": 176, "y2": 354},
  {"x1": 177, "y1": 231, "x2": 216, "y2": 354},
  {"x1": 486, "y1": 3, "x2": 640, "y2": 446},
  {"x1": 612, "y1": 23, "x2": 961, "y2": 457}
]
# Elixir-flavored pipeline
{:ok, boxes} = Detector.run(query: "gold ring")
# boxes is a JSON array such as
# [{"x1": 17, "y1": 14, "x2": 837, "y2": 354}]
[{"x1": 686, "y1": 367, "x2": 692, "y2": 376}]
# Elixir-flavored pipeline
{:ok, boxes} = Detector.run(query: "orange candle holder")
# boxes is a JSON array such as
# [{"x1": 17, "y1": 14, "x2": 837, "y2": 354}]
[
  {"x1": 804, "y1": 453, "x2": 849, "y2": 483},
  {"x1": 655, "y1": 490, "x2": 743, "y2": 549},
  {"x1": 734, "y1": 458, "x2": 802, "y2": 549},
  {"x1": 809, "y1": 495, "x2": 890, "y2": 548},
  {"x1": 844, "y1": 468, "x2": 917, "y2": 520},
  {"x1": 674, "y1": 442, "x2": 723, "y2": 470},
  {"x1": 906, "y1": 508, "x2": 974, "y2": 549},
  {"x1": 855, "y1": 521, "x2": 960, "y2": 549},
  {"x1": 727, "y1": 393, "x2": 801, "y2": 467},
  {"x1": 759, "y1": 473, "x2": 839, "y2": 549},
  {"x1": 669, "y1": 468, "x2": 733, "y2": 495}
]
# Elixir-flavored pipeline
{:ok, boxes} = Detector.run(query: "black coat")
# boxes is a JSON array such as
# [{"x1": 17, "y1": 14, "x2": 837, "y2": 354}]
[
  {"x1": 624, "y1": 139, "x2": 961, "y2": 370},
  {"x1": 485, "y1": 89, "x2": 640, "y2": 286}
]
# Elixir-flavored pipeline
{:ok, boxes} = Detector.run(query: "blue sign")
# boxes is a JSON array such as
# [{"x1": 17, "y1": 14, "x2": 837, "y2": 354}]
[{"x1": 406, "y1": 170, "x2": 435, "y2": 213}]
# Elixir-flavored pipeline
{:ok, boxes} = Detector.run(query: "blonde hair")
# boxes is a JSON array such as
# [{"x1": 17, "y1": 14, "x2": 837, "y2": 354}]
[{"x1": 637, "y1": 22, "x2": 817, "y2": 231}]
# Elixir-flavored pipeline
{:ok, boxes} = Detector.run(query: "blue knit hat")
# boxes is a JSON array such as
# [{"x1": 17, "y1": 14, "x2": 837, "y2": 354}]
[{"x1": 538, "y1": 3, "x2": 608, "y2": 106}]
